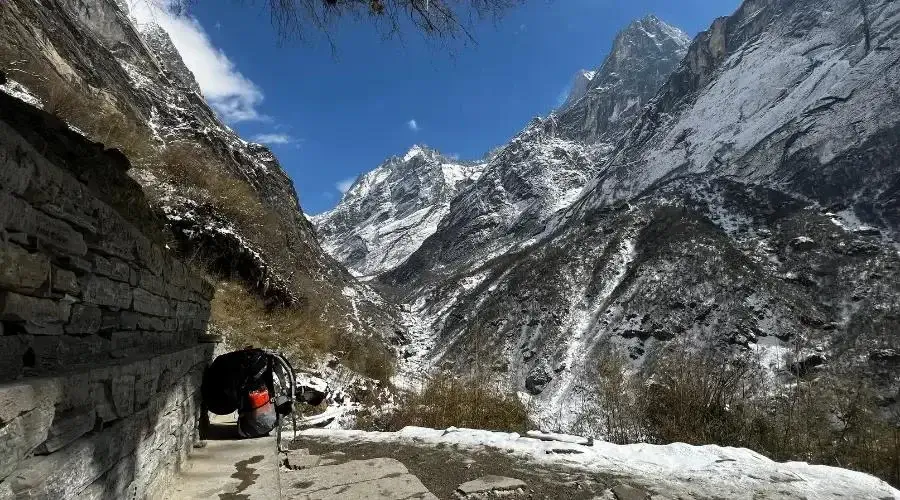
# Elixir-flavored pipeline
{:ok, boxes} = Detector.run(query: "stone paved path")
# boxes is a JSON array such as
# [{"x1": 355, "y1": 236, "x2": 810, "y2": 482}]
[
  {"x1": 280, "y1": 449, "x2": 437, "y2": 499},
  {"x1": 164, "y1": 414, "x2": 281, "y2": 499},
  {"x1": 165, "y1": 417, "x2": 439, "y2": 499}
]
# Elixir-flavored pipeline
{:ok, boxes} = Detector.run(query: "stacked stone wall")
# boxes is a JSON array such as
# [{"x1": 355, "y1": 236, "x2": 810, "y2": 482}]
[{"x1": 0, "y1": 93, "x2": 215, "y2": 498}]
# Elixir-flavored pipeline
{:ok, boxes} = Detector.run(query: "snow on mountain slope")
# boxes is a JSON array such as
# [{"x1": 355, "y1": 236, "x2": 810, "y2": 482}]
[
  {"x1": 313, "y1": 145, "x2": 485, "y2": 277},
  {"x1": 391, "y1": 0, "x2": 900, "y2": 430},
  {"x1": 581, "y1": 0, "x2": 900, "y2": 227}
]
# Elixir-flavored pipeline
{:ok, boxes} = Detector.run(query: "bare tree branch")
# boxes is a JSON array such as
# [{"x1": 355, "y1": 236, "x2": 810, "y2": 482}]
[{"x1": 227, "y1": 0, "x2": 522, "y2": 43}]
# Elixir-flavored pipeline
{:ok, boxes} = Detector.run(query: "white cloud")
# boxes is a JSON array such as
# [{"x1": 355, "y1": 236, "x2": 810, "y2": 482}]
[
  {"x1": 407, "y1": 119, "x2": 419, "y2": 132},
  {"x1": 448, "y1": 153, "x2": 460, "y2": 160},
  {"x1": 336, "y1": 177, "x2": 356, "y2": 194},
  {"x1": 252, "y1": 133, "x2": 295, "y2": 145},
  {"x1": 128, "y1": 0, "x2": 266, "y2": 123}
]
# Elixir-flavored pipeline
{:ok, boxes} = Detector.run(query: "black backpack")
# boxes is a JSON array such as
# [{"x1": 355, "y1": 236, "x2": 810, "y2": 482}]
[{"x1": 201, "y1": 348, "x2": 297, "y2": 417}]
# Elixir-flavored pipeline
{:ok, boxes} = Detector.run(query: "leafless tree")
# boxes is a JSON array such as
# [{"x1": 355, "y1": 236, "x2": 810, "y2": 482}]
[{"x1": 175, "y1": 0, "x2": 523, "y2": 45}]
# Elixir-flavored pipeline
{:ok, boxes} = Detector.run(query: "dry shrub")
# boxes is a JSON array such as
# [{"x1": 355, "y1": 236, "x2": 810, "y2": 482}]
[
  {"x1": 330, "y1": 328, "x2": 396, "y2": 382},
  {"x1": 28, "y1": 73, "x2": 156, "y2": 161},
  {"x1": 572, "y1": 345, "x2": 900, "y2": 487},
  {"x1": 154, "y1": 143, "x2": 285, "y2": 244},
  {"x1": 211, "y1": 280, "x2": 395, "y2": 381},
  {"x1": 210, "y1": 280, "x2": 330, "y2": 364},
  {"x1": 643, "y1": 348, "x2": 761, "y2": 446},
  {"x1": 571, "y1": 346, "x2": 646, "y2": 444},
  {"x1": 383, "y1": 374, "x2": 529, "y2": 433}
]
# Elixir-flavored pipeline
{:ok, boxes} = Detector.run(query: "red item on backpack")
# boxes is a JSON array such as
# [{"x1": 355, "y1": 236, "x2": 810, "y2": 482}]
[{"x1": 247, "y1": 388, "x2": 270, "y2": 410}]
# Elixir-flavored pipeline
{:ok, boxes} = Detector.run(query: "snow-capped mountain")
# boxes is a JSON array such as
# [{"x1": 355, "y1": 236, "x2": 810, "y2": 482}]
[
  {"x1": 557, "y1": 15, "x2": 691, "y2": 143},
  {"x1": 317, "y1": 0, "x2": 900, "y2": 431},
  {"x1": 317, "y1": 17, "x2": 690, "y2": 295},
  {"x1": 419, "y1": 0, "x2": 900, "y2": 424},
  {"x1": 376, "y1": 16, "x2": 690, "y2": 297},
  {"x1": 312, "y1": 146, "x2": 485, "y2": 277}
]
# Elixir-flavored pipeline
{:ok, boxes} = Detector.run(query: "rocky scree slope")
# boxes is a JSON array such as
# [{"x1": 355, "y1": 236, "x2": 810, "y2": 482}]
[
  {"x1": 316, "y1": 0, "x2": 900, "y2": 431},
  {"x1": 0, "y1": 0, "x2": 399, "y2": 358}
]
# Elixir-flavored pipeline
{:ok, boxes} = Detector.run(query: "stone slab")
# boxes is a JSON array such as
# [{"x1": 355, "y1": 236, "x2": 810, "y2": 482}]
[
  {"x1": 285, "y1": 458, "x2": 410, "y2": 493},
  {"x1": 0, "y1": 192, "x2": 87, "y2": 257},
  {"x1": 283, "y1": 449, "x2": 321, "y2": 470},
  {"x1": 80, "y1": 275, "x2": 132, "y2": 309},
  {"x1": 65, "y1": 304, "x2": 102, "y2": 335},
  {"x1": 34, "y1": 406, "x2": 95, "y2": 454},
  {"x1": 0, "y1": 291, "x2": 70, "y2": 332},
  {"x1": 0, "y1": 403, "x2": 55, "y2": 481},
  {"x1": 0, "y1": 244, "x2": 49, "y2": 293},
  {"x1": 288, "y1": 474, "x2": 438, "y2": 500},
  {"x1": 457, "y1": 475, "x2": 527, "y2": 496},
  {"x1": 52, "y1": 267, "x2": 79, "y2": 295},
  {"x1": 163, "y1": 414, "x2": 279, "y2": 499},
  {"x1": 132, "y1": 288, "x2": 171, "y2": 317}
]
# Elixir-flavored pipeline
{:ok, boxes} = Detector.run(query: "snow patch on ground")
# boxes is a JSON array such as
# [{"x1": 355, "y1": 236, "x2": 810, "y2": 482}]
[{"x1": 298, "y1": 426, "x2": 900, "y2": 499}]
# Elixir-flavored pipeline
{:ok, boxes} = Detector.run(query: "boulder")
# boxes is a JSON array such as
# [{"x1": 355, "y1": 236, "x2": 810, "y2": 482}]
[
  {"x1": 789, "y1": 236, "x2": 816, "y2": 251},
  {"x1": 525, "y1": 364, "x2": 552, "y2": 395},
  {"x1": 611, "y1": 484, "x2": 651, "y2": 500},
  {"x1": 456, "y1": 475, "x2": 526, "y2": 498}
]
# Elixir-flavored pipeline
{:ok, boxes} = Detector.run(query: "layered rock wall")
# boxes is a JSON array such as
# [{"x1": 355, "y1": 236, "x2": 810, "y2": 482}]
[{"x1": 0, "y1": 92, "x2": 215, "y2": 498}]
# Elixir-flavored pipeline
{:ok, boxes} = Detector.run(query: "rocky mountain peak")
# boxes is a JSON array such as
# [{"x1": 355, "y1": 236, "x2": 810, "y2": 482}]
[
  {"x1": 314, "y1": 145, "x2": 485, "y2": 277},
  {"x1": 557, "y1": 15, "x2": 690, "y2": 142},
  {"x1": 561, "y1": 69, "x2": 597, "y2": 109}
]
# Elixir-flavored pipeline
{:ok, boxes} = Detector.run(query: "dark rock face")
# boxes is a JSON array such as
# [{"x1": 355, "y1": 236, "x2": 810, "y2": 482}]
[
  {"x1": 525, "y1": 364, "x2": 553, "y2": 395},
  {"x1": 557, "y1": 15, "x2": 691, "y2": 143}
]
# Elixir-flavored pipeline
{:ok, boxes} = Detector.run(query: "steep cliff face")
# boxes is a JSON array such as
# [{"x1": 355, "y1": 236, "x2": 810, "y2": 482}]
[
  {"x1": 312, "y1": 145, "x2": 485, "y2": 278},
  {"x1": 557, "y1": 15, "x2": 691, "y2": 143},
  {"x1": 0, "y1": 0, "x2": 399, "y2": 357}
]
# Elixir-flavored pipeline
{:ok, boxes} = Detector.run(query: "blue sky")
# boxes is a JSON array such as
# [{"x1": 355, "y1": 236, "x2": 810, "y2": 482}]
[{"x1": 133, "y1": 0, "x2": 741, "y2": 214}]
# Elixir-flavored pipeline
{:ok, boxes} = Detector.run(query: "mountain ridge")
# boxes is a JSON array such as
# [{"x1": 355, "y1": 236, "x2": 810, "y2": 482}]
[{"x1": 314, "y1": 0, "x2": 900, "y2": 437}]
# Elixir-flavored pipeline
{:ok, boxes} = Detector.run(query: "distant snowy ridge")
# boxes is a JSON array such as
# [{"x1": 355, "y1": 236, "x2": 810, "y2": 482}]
[{"x1": 313, "y1": 145, "x2": 485, "y2": 277}]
